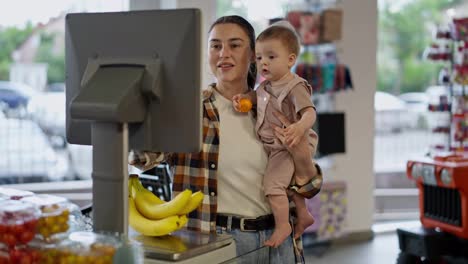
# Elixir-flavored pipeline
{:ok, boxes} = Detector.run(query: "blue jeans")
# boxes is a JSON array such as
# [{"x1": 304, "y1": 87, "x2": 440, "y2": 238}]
[{"x1": 216, "y1": 226, "x2": 295, "y2": 264}]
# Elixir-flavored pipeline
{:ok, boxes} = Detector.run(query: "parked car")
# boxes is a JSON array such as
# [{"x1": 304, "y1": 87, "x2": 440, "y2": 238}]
[
  {"x1": 425, "y1": 85, "x2": 450, "y2": 105},
  {"x1": 67, "y1": 144, "x2": 92, "y2": 180},
  {"x1": 399, "y1": 92, "x2": 429, "y2": 112},
  {"x1": 398, "y1": 92, "x2": 429, "y2": 129},
  {"x1": 375, "y1": 91, "x2": 411, "y2": 133},
  {"x1": 27, "y1": 91, "x2": 66, "y2": 148},
  {"x1": 46, "y1": 82, "x2": 65, "y2": 92},
  {"x1": 0, "y1": 81, "x2": 37, "y2": 117},
  {"x1": 0, "y1": 116, "x2": 69, "y2": 184}
]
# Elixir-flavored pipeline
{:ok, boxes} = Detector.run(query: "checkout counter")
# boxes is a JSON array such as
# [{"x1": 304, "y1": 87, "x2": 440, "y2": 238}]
[{"x1": 65, "y1": 9, "x2": 247, "y2": 263}]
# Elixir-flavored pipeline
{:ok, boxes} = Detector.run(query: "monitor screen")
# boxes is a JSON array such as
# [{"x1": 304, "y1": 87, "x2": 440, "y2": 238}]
[
  {"x1": 65, "y1": 9, "x2": 202, "y2": 153},
  {"x1": 314, "y1": 112, "x2": 346, "y2": 156}
]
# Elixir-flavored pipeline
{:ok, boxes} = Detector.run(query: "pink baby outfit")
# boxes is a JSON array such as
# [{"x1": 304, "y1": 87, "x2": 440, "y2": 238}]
[{"x1": 256, "y1": 73, "x2": 318, "y2": 197}]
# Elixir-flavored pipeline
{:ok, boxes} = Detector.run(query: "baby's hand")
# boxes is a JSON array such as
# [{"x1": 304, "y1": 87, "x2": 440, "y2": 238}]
[
  {"x1": 128, "y1": 150, "x2": 147, "y2": 166},
  {"x1": 232, "y1": 94, "x2": 242, "y2": 111},
  {"x1": 284, "y1": 123, "x2": 308, "y2": 148},
  {"x1": 232, "y1": 94, "x2": 252, "y2": 112}
]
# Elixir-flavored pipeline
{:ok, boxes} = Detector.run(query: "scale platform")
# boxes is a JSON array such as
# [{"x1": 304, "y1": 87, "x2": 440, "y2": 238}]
[{"x1": 129, "y1": 229, "x2": 235, "y2": 263}]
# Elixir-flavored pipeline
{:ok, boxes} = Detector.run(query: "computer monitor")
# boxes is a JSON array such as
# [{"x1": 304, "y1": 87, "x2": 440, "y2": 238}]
[
  {"x1": 65, "y1": 9, "x2": 202, "y2": 153},
  {"x1": 65, "y1": 9, "x2": 202, "y2": 233}
]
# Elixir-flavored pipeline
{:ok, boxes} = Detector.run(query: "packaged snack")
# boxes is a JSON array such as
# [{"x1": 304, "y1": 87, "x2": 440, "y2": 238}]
[
  {"x1": 0, "y1": 244, "x2": 41, "y2": 264},
  {"x1": 0, "y1": 187, "x2": 34, "y2": 200},
  {"x1": 56, "y1": 232, "x2": 121, "y2": 264},
  {"x1": 28, "y1": 236, "x2": 67, "y2": 264},
  {"x1": 0, "y1": 200, "x2": 40, "y2": 247},
  {"x1": 21, "y1": 195, "x2": 75, "y2": 240}
]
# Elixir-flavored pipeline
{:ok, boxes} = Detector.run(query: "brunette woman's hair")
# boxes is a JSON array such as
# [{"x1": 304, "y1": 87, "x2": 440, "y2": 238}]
[{"x1": 209, "y1": 15, "x2": 257, "y2": 89}]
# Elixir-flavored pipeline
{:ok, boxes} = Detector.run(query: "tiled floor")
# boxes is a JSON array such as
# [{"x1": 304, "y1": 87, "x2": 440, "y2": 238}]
[
  {"x1": 302, "y1": 221, "x2": 423, "y2": 264},
  {"x1": 304, "y1": 232, "x2": 400, "y2": 264}
]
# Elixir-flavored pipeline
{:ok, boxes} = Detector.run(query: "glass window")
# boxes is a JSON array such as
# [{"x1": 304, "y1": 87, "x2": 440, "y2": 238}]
[{"x1": 0, "y1": 0, "x2": 128, "y2": 186}]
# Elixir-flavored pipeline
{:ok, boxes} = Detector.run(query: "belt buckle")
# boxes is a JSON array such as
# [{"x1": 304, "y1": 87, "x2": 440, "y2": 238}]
[{"x1": 240, "y1": 217, "x2": 256, "y2": 232}]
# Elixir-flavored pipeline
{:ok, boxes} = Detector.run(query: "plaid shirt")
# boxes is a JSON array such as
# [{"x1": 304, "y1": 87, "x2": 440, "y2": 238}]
[{"x1": 131, "y1": 85, "x2": 316, "y2": 263}]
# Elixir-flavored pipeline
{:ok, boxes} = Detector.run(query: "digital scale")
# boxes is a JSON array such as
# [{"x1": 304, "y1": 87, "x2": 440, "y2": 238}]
[{"x1": 129, "y1": 229, "x2": 236, "y2": 263}]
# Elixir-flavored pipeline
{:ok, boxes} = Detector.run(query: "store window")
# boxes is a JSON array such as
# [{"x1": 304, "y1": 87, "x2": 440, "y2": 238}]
[
  {"x1": 0, "y1": 0, "x2": 128, "y2": 186},
  {"x1": 374, "y1": 0, "x2": 468, "y2": 219}
]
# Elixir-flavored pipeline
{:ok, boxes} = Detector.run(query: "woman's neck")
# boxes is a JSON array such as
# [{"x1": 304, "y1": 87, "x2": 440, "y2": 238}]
[{"x1": 215, "y1": 81, "x2": 249, "y2": 100}]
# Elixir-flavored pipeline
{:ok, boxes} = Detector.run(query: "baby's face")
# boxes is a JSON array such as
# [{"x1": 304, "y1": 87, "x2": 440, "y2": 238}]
[{"x1": 255, "y1": 39, "x2": 295, "y2": 82}]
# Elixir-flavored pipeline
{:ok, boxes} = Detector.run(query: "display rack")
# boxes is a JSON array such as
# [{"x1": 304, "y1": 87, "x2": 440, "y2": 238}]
[
  {"x1": 279, "y1": 0, "x2": 353, "y2": 95},
  {"x1": 426, "y1": 18, "x2": 468, "y2": 153}
]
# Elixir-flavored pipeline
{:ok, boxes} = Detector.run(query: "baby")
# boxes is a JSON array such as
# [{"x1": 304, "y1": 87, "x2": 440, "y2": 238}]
[{"x1": 233, "y1": 21, "x2": 319, "y2": 247}]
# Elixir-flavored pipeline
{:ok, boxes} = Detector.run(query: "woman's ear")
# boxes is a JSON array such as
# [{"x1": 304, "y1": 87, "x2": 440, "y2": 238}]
[{"x1": 288, "y1": 54, "x2": 297, "y2": 68}]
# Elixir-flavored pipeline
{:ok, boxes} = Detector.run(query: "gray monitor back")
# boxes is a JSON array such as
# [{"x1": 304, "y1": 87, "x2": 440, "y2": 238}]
[{"x1": 66, "y1": 9, "x2": 202, "y2": 153}]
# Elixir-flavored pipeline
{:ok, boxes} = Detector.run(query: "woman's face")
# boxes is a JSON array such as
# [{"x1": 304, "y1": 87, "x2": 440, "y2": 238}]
[{"x1": 208, "y1": 23, "x2": 254, "y2": 86}]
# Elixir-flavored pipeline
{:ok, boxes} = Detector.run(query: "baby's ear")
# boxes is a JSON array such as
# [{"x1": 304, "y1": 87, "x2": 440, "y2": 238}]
[{"x1": 288, "y1": 53, "x2": 297, "y2": 67}]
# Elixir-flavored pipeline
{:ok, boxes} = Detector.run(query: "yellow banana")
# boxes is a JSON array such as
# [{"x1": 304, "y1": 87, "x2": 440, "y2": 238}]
[
  {"x1": 134, "y1": 185, "x2": 192, "y2": 220},
  {"x1": 129, "y1": 197, "x2": 182, "y2": 236},
  {"x1": 130, "y1": 175, "x2": 165, "y2": 204},
  {"x1": 179, "y1": 215, "x2": 188, "y2": 228},
  {"x1": 178, "y1": 191, "x2": 204, "y2": 215}
]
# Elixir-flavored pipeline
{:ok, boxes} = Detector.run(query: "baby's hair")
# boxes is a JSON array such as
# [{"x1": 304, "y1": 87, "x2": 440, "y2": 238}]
[{"x1": 256, "y1": 20, "x2": 300, "y2": 56}]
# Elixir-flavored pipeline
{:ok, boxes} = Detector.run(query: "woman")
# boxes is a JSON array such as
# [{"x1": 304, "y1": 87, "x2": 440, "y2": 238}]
[{"x1": 129, "y1": 15, "x2": 322, "y2": 264}]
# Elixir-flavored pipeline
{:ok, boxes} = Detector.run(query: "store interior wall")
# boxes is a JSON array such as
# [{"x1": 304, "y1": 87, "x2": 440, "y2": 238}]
[
  {"x1": 129, "y1": 0, "x2": 378, "y2": 235},
  {"x1": 332, "y1": 0, "x2": 377, "y2": 233}
]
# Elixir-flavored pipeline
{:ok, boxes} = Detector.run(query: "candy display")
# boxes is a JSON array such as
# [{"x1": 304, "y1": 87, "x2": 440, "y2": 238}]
[{"x1": 425, "y1": 17, "x2": 468, "y2": 152}]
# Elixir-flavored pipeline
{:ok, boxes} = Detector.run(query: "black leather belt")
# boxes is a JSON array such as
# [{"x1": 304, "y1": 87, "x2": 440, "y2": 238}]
[{"x1": 216, "y1": 214, "x2": 275, "y2": 231}]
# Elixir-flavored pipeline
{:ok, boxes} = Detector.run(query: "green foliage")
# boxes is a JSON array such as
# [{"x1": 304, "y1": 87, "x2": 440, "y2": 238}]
[
  {"x1": 378, "y1": 0, "x2": 461, "y2": 94},
  {"x1": 377, "y1": 62, "x2": 397, "y2": 92},
  {"x1": 400, "y1": 59, "x2": 439, "y2": 93},
  {"x1": 0, "y1": 23, "x2": 33, "y2": 80},
  {"x1": 0, "y1": 23, "x2": 65, "y2": 84}
]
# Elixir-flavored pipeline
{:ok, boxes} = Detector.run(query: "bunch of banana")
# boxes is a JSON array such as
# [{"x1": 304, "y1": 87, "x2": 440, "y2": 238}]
[{"x1": 128, "y1": 175, "x2": 203, "y2": 237}]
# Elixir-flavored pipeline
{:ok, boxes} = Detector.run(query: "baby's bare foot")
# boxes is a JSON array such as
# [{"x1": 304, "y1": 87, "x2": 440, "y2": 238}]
[
  {"x1": 294, "y1": 215, "x2": 315, "y2": 239},
  {"x1": 264, "y1": 223, "x2": 292, "y2": 248}
]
